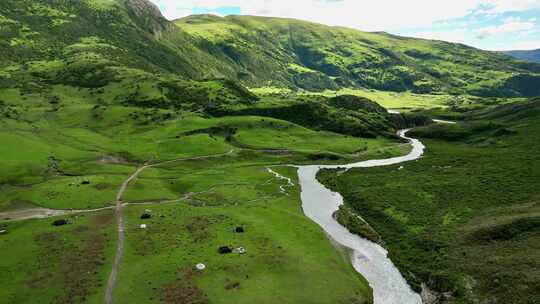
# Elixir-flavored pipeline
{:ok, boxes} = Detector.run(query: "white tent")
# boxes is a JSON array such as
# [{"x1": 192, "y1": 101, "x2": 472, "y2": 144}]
[{"x1": 196, "y1": 263, "x2": 206, "y2": 270}]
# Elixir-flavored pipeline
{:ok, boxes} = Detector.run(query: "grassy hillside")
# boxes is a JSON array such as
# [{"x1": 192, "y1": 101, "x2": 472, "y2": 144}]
[
  {"x1": 176, "y1": 14, "x2": 540, "y2": 96},
  {"x1": 0, "y1": 0, "x2": 410, "y2": 200},
  {"x1": 318, "y1": 98, "x2": 540, "y2": 303},
  {"x1": 1, "y1": 0, "x2": 540, "y2": 98},
  {"x1": 0, "y1": 0, "x2": 262, "y2": 114}
]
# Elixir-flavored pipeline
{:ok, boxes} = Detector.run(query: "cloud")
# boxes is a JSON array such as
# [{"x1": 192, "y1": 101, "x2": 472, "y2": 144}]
[
  {"x1": 411, "y1": 29, "x2": 469, "y2": 44},
  {"x1": 149, "y1": 0, "x2": 540, "y2": 50},
  {"x1": 191, "y1": 6, "x2": 241, "y2": 16},
  {"x1": 477, "y1": 0, "x2": 540, "y2": 14},
  {"x1": 150, "y1": 0, "x2": 539, "y2": 30},
  {"x1": 475, "y1": 18, "x2": 536, "y2": 39}
]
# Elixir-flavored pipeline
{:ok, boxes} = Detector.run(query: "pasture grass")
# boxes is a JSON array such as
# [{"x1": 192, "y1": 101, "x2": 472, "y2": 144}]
[
  {"x1": 0, "y1": 210, "x2": 116, "y2": 304},
  {"x1": 116, "y1": 165, "x2": 372, "y2": 304}
]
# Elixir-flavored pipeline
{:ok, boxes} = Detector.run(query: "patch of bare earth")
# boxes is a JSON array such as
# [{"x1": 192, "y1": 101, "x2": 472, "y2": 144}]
[
  {"x1": 28, "y1": 212, "x2": 114, "y2": 303},
  {"x1": 161, "y1": 268, "x2": 209, "y2": 304}
]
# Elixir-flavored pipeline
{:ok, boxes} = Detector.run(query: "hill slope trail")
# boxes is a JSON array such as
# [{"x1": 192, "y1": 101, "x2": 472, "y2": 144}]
[{"x1": 104, "y1": 150, "x2": 233, "y2": 304}]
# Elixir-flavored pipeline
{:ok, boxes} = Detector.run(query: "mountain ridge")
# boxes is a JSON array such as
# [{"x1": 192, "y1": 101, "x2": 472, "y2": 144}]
[
  {"x1": 504, "y1": 49, "x2": 540, "y2": 64},
  {"x1": 173, "y1": 13, "x2": 540, "y2": 96},
  {"x1": 1, "y1": 0, "x2": 540, "y2": 98}
]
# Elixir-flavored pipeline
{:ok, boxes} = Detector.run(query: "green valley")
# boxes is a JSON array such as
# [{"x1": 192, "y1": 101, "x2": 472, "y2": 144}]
[{"x1": 0, "y1": 0, "x2": 539, "y2": 304}]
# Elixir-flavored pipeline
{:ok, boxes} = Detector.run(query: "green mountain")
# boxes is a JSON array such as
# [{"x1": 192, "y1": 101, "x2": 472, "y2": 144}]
[
  {"x1": 0, "y1": 0, "x2": 261, "y2": 112},
  {"x1": 175, "y1": 14, "x2": 540, "y2": 96},
  {"x1": 505, "y1": 49, "x2": 540, "y2": 64},
  {"x1": 1, "y1": 0, "x2": 540, "y2": 99}
]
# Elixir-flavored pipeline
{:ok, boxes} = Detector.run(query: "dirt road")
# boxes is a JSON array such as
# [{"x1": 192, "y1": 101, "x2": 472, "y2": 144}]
[{"x1": 104, "y1": 150, "x2": 233, "y2": 304}]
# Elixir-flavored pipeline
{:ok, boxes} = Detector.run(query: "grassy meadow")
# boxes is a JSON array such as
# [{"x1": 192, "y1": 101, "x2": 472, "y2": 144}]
[
  {"x1": 0, "y1": 87, "x2": 407, "y2": 302},
  {"x1": 115, "y1": 164, "x2": 372, "y2": 304},
  {"x1": 0, "y1": 126, "x2": 388, "y2": 303},
  {"x1": 0, "y1": 210, "x2": 116, "y2": 303},
  {"x1": 0, "y1": 65, "x2": 408, "y2": 302}
]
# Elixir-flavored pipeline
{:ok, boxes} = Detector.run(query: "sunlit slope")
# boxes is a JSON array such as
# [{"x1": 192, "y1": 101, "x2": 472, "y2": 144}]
[
  {"x1": 1, "y1": 0, "x2": 539, "y2": 98},
  {"x1": 176, "y1": 14, "x2": 540, "y2": 96},
  {"x1": 0, "y1": 0, "x2": 259, "y2": 111}
]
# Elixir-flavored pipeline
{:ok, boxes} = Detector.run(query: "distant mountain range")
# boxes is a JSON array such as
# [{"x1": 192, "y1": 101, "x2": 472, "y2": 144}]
[{"x1": 504, "y1": 49, "x2": 540, "y2": 64}]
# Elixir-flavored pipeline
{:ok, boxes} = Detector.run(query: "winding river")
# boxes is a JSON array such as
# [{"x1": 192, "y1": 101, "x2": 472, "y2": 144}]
[{"x1": 297, "y1": 129, "x2": 424, "y2": 304}]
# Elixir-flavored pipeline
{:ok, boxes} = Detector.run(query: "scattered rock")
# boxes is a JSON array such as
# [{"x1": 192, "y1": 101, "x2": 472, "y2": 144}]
[
  {"x1": 234, "y1": 226, "x2": 245, "y2": 233},
  {"x1": 141, "y1": 213, "x2": 152, "y2": 219},
  {"x1": 421, "y1": 283, "x2": 439, "y2": 304},
  {"x1": 0, "y1": 229, "x2": 7, "y2": 235},
  {"x1": 218, "y1": 246, "x2": 232, "y2": 254},
  {"x1": 140, "y1": 224, "x2": 147, "y2": 229},
  {"x1": 225, "y1": 281, "x2": 240, "y2": 290},
  {"x1": 47, "y1": 156, "x2": 61, "y2": 175},
  {"x1": 94, "y1": 183, "x2": 110, "y2": 190},
  {"x1": 52, "y1": 219, "x2": 68, "y2": 226},
  {"x1": 236, "y1": 247, "x2": 246, "y2": 254},
  {"x1": 195, "y1": 263, "x2": 206, "y2": 270}
]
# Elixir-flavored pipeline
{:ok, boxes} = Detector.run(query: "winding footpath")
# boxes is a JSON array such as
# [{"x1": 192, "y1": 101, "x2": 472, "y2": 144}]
[
  {"x1": 297, "y1": 129, "x2": 425, "y2": 304},
  {"x1": 104, "y1": 165, "x2": 147, "y2": 304},
  {"x1": 0, "y1": 205, "x2": 114, "y2": 222},
  {"x1": 104, "y1": 150, "x2": 234, "y2": 304}
]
